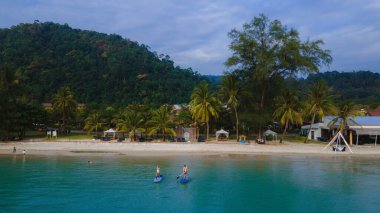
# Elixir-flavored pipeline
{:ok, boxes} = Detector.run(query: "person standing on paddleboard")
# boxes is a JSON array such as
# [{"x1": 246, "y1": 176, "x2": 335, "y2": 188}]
[
  {"x1": 156, "y1": 165, "x2": 161, "y2": 177},
  {"x1": 183, "y1": 164, "x2": 188, "y2": 177}
]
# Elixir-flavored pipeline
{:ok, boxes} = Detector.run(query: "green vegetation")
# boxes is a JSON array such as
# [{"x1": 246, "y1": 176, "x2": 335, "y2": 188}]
[
  {"x1": 148, "y1": 105, "x2": 176, "y2": 141},
  {"x1": 84, "y1": 112, "x2": 105, "y2": 134},
  {"x1": 0, "y1": 15, "x2": 376, "y2": 142},
  {"x1": 0, "y1": 21, "x2": 205, "y2": 105},
  {"x1": 302, "y1": 71, "x2": 380, "y2": 106},
  {"x1": 224, "y1": 14, "x2": 332, "y2": 137},
  {"x1": 304, "y1": 81, "x2": 335, "y2": 143},
  {"x1": 328, "y1": 101, "x2": 362, "y2": 133},
  {"x1": 220, "y1": 75, "x2": 241, "y2": 141},
  {"x1": 190, "y1": 81, "x2": 220, "y2": 140},
  {"x1": 273, "y1": 89, "x2": 303, "y2": 142}
]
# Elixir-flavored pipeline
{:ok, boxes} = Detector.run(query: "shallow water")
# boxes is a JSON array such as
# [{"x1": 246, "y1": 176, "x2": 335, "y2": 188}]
[{"x1": 0, "y1": 154, "x2": 379, "y2": 212}]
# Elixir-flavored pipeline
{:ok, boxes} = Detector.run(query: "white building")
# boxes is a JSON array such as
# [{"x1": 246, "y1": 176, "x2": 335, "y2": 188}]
[
  {"x1": 302, "y1": 116, "x2": 380, "y2": 145},
  {"x1": 301, "y1": 117, "x2": 333, "y2": 141}
]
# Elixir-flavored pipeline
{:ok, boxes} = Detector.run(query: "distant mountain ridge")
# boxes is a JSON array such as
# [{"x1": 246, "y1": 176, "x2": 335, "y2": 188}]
[{"x1": 0, "y1": 22, "x2": 206, "y2": 105}]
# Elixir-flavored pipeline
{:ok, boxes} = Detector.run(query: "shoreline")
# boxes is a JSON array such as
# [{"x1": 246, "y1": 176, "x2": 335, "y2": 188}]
[{"x1": 1, "y1": 140, "x2": 380, "y2": 158}]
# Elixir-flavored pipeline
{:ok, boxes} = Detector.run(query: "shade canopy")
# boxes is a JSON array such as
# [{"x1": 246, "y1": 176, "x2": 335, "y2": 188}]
[
  {"x1": 104, "y1": 128, "x2": 116, "y2": 133},
  {"x1": 216, "y1": 129, "x2": 229, "y2": 140},
  {"x1": 264, "y1": 130, "x2": 278, "y2": 136},
  {"x1": 104, "y1": 128, "x2": 117, "y2": 137}
]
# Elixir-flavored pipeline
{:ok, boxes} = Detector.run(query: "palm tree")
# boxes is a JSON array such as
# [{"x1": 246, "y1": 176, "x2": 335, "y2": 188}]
[
  {"x1": 84, "y1": 112, "x2": 104, "y2": 136},
  {"x1": 304, "y1": 81, "x2": 335, "y2": 143},
  {"x1": 190, "y1": 81, "x2": 220, "y2": 141},
  {"x1": 148, "y1": 105, "x2": 176, "y2": 141},
  {"x1": 114, "y1": 109, "x2": 143, "y2": 142},
  {"x1": 52, "y1": 86, "x2": 77, "y2": 131},
  {"x1": 328, "y1": 100, "x2": 362, "y2": 135},
  {"x1": 220, "y1": 75, "x2": 241, "y2": 142},
  {"x1": 273, "y1": 89, "x2": 303, "y2": 143}
]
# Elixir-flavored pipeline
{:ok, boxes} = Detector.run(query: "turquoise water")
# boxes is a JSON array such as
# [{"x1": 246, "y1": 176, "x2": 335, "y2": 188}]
[{"x1": 1, "y1": 154, "x2": 380, "y2": 213}]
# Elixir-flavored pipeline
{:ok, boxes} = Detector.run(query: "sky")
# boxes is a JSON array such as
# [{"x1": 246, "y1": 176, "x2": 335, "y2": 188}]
[{"x1": 1, "y1": 0, "x2": 379, "y2": 75}]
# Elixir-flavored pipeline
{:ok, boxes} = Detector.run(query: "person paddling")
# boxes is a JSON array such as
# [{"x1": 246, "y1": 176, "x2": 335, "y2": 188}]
[
  {"x1": 182, "y1": 164, "x2": 188, "y2": 177},
  {"x1": 156, "y1": 165, "x2": 161, "y2": 177}
]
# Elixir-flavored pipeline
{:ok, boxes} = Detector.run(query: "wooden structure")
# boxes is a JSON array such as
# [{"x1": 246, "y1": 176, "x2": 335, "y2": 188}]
[{"x1": 322, "y1": 132, "x2": 353, "y2": 153}]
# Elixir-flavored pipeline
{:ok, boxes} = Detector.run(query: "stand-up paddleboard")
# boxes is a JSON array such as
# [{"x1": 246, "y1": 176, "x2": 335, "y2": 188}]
[
  {"x1": 154, "y1": 175, "x2": 163, "y2": 183},
  {"x1": 179, "y1": 175, "x2": 190, "y2": 184}
]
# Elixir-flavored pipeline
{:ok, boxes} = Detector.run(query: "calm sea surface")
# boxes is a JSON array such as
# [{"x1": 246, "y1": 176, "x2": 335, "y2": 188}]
[{"x1": 0, "y1": 154, "x2": 380, "y2": 213}]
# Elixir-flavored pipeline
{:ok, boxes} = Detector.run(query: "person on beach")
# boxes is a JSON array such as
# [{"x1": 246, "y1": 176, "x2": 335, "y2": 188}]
[
  {"x1": 13, "y1": 147, "x2": 16, "y2": 153},
  {"x1": 183, "y1": 164, "x2": 188, "y2": 177},
  {"x1": 22, "y1": 150, "x2": 26, "y2": 155},
  {"x1": 156, "y1": 165, "x2": 161, "y2": 177}
]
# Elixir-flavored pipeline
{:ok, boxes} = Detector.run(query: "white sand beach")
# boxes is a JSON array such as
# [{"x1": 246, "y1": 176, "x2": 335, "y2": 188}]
[{"x1": 1, "y1": 140, "x2": 380, "y2": 157}]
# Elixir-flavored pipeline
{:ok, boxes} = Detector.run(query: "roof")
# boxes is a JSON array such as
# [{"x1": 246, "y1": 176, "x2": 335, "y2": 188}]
[
  {"x1": 264, "y1": 130, "x2": 278, "y2": 136},
  {"x1": 351, "y1": 116, "x2": 380, "y2": 126},
  {"x1": 301, "y1": 123, "x2": 327, "y2": 129},
  {"x1": 368, "y1": 106, "x2": 380, "y2": 116},
  {"x1": 172, "y1": 105, "x2": 182, "y2": 110},
  {"x1": 216, "y1": 129, "x2": 229, "y2": 134},
  {"x1": 104, "y1": 128, "x2": 116, "y2": 133}
]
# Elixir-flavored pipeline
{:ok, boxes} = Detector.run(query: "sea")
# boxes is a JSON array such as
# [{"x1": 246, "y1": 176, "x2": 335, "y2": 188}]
[{"x1": 0, "y1": 154, "x2": 379, "y2": 213}]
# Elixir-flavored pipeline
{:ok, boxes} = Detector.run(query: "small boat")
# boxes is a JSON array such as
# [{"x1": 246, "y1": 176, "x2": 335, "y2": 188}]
[
  {"x1": 154, "y1": 175, "x2": 163, "y2": 183},
  {"x1": 179, "y1": 175, "x2": 190, "y2": 184}
]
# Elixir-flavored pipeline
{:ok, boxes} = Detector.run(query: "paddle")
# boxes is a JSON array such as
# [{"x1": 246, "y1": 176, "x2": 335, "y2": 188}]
[{"x1": 176, "y1": 173, "x2": 183, "y2": 179}]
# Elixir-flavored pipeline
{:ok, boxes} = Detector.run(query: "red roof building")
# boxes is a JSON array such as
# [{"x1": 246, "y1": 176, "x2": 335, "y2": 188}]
[{"x1": 368, "y1": 106, "x2": 380, "y2": 116}]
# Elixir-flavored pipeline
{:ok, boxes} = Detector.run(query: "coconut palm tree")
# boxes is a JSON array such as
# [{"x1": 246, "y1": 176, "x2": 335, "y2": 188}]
[
  {"x1": 328, "y1": 100, "x2": 362, "y2": 135},
  {"x1": 220, "y1": 75, "x2": 241, "y2": 142},
  {"x1": 84, "y1": 112, "x2": 104, "y2": 135},
  {"x1": 304, "y1": 81, "x2": 336, "y2": 143},
  {"x1": 114, "y1": 109, "x2": 143, "y2": 142},
  {"x1": 148, "y1": 105, "x2": 176, "y2": 141},
  {"x1": 190, "y1": 81, "x2": 220, "y2": 141},
  {"x1": 273, "y1": 89, "x2": 303, "y2": 143},
  {"x1": 52, "y1": 86, "x2": 77, "y2": 131}
]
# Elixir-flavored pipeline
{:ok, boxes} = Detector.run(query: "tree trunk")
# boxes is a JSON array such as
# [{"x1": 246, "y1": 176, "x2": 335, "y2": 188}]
[
  {"x1": 281, "y1": 118, "x2": 289, "y2": 143},
  {"x1": 304, "y1": 113, "x2": 316, "y2": 143},
  {"x1": 234, "y1": 106, "x2": 239, "y2": 142},
  {"x1": 162, "y1": 129, "x2": 165, "y2": 142},
  {"x1": 206, "y1": 122, "x2": 209, "y2": 141}
]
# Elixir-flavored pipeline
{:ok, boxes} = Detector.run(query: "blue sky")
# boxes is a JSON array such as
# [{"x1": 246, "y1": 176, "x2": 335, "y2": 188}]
[{"x1": 1, "y1": 0, "x2": 379, "y2": 75}]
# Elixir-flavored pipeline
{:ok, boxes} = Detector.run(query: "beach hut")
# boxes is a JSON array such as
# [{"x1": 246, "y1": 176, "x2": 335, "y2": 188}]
[
  {"x1": 216, "y1": 129, "x2": 229, "y2": 141},
  {"x1": 264, "y1": 130, "x2": 278, "y2": 141}
]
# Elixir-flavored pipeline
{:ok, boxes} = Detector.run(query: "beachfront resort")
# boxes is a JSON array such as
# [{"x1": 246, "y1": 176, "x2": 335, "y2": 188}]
[{"x1": 1, "y1": 2, "x2": 380, "y2": 212}]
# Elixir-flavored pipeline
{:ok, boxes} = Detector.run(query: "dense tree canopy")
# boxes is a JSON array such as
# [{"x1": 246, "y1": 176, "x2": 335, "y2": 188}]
[
  {"x1": 225, "y1": 14, "x2": 332, "y2": 134},
  {"x1": 302, "y1": 71, "x2": 380, "y2": 106},
  {"x1": 0, "y1": 22, "x2": 205, "y2": 106}
]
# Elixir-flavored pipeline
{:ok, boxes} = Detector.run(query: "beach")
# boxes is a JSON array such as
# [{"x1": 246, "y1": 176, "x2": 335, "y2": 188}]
[{"x1": 1, "y1": 140, "x2": 380, "y2": 157}]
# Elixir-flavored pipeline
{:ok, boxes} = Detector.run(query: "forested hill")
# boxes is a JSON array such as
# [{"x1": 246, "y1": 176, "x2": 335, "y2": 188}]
[
  {"x1": 0, "y1": 22, "x2": 205, "y2": 105},
  {"x1": 302, "y1": 71, "x2": 380, "y2": 106}
]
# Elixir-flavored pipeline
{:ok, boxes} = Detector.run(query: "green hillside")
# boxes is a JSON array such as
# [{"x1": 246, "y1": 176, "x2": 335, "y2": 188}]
[
  {"x1": 302, "y1": 71, "x2": 380, "y2": 106},
  {"x1": 0, "y1": 22, "x2": 205, "y2": 105}
]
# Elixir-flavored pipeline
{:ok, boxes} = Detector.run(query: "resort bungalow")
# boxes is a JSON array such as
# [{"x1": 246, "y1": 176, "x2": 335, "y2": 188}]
[
  {"x1": 302, "y1": 116, "x2": 380, "y2": 145},
  {"x1": 301, "y1": 117, "x2": 333, "y2": 141}
]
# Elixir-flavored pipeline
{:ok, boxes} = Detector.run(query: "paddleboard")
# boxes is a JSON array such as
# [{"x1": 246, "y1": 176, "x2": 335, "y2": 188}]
[
  {"x1": 179, "y1": 175, "x2": 190, "y2": 184},
  {"x1": 154, "y1": 175, "x2": 163, "y2": 183}
]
